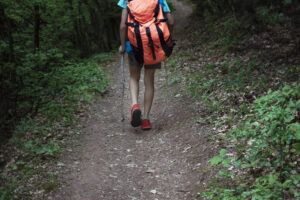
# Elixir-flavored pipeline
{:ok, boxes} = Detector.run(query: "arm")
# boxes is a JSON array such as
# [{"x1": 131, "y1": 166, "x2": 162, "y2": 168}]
[
  {"x1": 119, "y1": 8, "x2": 127, "y2": 54},
  {"x1": 160, "y1": 0, "x2": 174, "y2": 34},
  {"x1": 165, "y1": 13, "x2": 174, "y2": 34}
]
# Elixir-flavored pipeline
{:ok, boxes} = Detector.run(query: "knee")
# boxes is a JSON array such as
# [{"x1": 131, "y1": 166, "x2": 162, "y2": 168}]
[
  {"x1": 144, "y1": 70, "x2": 155, "y2": 79},
  {"x1": 130, "y1": 66, "x2": 141, "y2": 82},
  {"x1": 144, "y1": 72, "x2": 155, "y2": 87},
  {"x1": 130, "y1": 73, "x2": 140, "y2": 82}
]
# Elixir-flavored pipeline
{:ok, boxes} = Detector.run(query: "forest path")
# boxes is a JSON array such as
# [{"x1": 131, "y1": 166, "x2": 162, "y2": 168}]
[{"x1": 49, "y1": 1, "x2": 213, "y2": 200}]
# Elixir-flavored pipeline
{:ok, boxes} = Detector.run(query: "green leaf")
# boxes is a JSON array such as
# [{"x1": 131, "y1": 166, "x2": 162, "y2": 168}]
[
  {"x1": 291, "y1": 174, "x2": 300, "y2": 184},
  {"x1": 282, "y1": 180, "x2": 292, "y2": 188},
  {"x1": 222, "y1": 158, "x2": 231, "y2": 168},
  {"x1": 241, "y1": 163, "x2": 251, "y2": 169},
  {"x1": 268, "y1": 173, "x2": 279, "y2": 185},
  {"x1": 0, "y1": 191, "x2": 7, "y2": 200},
  {"x1": 289, "y1": 123, "x2": 300, "y2": 139},
  {"x1": 210, "y1": 156, "x2": 223, "y2": 166},
  {"x1": 220, "y1": 149, "x2": 227, "y2": 157},
  {"x1": 283, "y1": 0, "x2": 292, "y2": 5},
  {"x1": 293, "y1": 142, "x2": 300, "y2": 155},
  {"x1": 219, "y1": 169, "x2": 231, "y2": 177}
]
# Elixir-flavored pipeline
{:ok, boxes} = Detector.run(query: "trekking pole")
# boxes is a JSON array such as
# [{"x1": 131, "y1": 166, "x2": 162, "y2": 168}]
[
  {"x1": 162, "y1": 61, "x2": 169, "y2": 117},
  {"x1": 120, "y1": 53, "x2": 125, "y2": 122}
]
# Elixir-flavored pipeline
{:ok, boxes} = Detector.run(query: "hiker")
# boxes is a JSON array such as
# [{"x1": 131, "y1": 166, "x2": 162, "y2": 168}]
[{"x1": 118, "y1": 0, "x2": 174, "y2": 130}]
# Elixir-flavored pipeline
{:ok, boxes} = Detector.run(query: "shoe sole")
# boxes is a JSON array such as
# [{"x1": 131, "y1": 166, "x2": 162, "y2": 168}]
[{"x1": 131, "y1": 109, "x2": 141, "y2": 127}]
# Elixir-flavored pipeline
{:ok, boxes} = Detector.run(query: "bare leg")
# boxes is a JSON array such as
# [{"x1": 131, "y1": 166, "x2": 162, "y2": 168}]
[
  {"x1": 144, "y1": 69, "x2": 155, "y2": 119},
  {"x1": 129, "y1": 66, "x2": 141, "y2": 106}
]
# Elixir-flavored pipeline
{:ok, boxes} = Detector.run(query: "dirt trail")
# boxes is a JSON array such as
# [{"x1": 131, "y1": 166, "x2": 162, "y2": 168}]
[{"x1": 49, "y1": 1, "x2": 214, "y2": 200}]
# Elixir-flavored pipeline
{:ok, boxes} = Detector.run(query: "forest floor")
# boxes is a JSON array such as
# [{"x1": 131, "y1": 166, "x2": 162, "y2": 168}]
[{"x1": 46, "y1": 1, "x2": 215, "y2": 200}]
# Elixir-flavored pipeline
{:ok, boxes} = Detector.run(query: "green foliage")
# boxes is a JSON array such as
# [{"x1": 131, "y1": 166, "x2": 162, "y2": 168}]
[
  {"x1": 189, "y1": 0, "x2": 299, "y2": 21},
  {"x1": 256, "y1": 7, "x2": 285, "y2": 25},
  {"x1": 204, "y1": 85, "x2": 300, "y2": 199},
  {"x1": 0, "y1": 0, "x2": 119, "y2": 137},
  {"x1": 9, "y1": 53, "x2": 109, "y2": 152},
  {"x1": 0, "y1": 53, "x2": 109, "y2": 199},
  {"x1": 189, "y1": 0, "x2": 299, "y2": 52},
  {"x1": 166, "y1": 0, "x2": 175, "y2": 11},
  {"x1": 0, "y1": 177, "x2": 17, "y2": 200},
  {"x1": 210, "y1": 149, "x2": 232, "y2": 175},
  {"x1": 0, "y1": 191, "x2": 7, "y2": 200},
  {"x1": 24, "y1": 140, "x2": 60, "y2": 156},
  {"x1": 13, "y1": 53, "x2": 108, "y2": 122},
  {"x1": 217, "y1": 18, "x2": 249, "y2": 52},
  {"x1": 186, "y1": 59, "x2": 272, "y2": 117},
  {"x1": 1, "y1": 0, "x2": 114, "y2": 197}
]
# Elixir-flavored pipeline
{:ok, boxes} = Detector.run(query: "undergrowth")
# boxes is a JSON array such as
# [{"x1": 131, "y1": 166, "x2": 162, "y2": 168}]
[
  {"x1": 204, "y1": 85, "x2": 300, "y2": 199},
  {"x1": 0, "y1": 53, "x2": 111, "y2": 200},
  {"x1": 168, "y1": 12, "x2": 300, "y2": 199}
]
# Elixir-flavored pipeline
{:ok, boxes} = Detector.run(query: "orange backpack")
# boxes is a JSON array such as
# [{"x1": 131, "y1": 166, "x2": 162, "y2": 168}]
[{"x1": 126, "y1": 0, "x2": 174, "y2": 65}]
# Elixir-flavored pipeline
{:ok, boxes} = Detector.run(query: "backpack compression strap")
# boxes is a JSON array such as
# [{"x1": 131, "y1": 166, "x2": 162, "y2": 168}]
[
  {"x1": 146, "y1": 27, "x2": 156, "y2": 60},
  {"x1": 155, "y1": 24, "x2": 173, "y2": 57},
  {"x1": 127, "y1": 7, "x2": 144, "y2": 64}
]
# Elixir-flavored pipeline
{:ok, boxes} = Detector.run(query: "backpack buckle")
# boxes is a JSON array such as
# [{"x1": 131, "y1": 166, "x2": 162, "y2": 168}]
[{"x1": 154, "y1": 19, "x2": 160, "y2": 24}]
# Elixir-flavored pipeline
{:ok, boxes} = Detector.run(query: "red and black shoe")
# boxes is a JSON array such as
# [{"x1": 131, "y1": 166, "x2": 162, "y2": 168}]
[
  {"x1": 131, "y1": 104, "x2": 142, "y2": 127},
  {"x1": 141, "y1": 119, "x2": 151, "y2": 130}
]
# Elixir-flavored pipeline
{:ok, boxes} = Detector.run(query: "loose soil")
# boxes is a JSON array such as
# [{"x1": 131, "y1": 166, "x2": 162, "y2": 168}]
[{"x1": 48, "y1": 1, "x2": 216, "y2": 199}]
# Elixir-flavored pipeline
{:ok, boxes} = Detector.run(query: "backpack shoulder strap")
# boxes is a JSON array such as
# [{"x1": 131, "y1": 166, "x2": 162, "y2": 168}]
[{"x1": 154, "y1": 2, "x2": 160, "y2": 19}]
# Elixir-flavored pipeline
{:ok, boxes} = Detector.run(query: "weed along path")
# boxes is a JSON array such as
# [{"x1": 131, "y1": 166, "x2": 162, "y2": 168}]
[{"x1": 48, "y1": 1, "x2": 213, "y2": 200}]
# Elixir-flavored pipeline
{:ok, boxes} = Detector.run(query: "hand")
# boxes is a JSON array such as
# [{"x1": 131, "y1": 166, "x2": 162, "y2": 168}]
[{"x1": 119, "y1": 45, "x2": 125, "y2": 54}]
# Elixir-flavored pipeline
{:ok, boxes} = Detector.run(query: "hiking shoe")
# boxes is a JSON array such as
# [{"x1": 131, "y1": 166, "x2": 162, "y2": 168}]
[
  {"x1": 141, "y1": 119, "x2": 151, "y2": 130},
  {"x1": 131, "y1": 104, "x2": 142, "y2": 127}
]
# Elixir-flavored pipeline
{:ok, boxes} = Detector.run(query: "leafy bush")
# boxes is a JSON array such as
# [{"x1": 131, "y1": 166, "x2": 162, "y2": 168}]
[
  {"x1": 217, "y1": 19, "x2": 249, "y2": 52},
  {"x1": 204, "y1": 85, "x2": 300, "y2": 199},
  {"x1": 0, "y1": 53, "x2": 109, "y2": 199},
  {"x1": 188, "y1": 0, "x2": 299, "y2": 52},
  {"x1": 189, "y1": 0, "x2": 300, "y2": 21},
  {"x1": 186, "y1": 59, "x2": 269, "y2": 118},
  {"x1": 0, "y1": 0, "x2": 120, "y2": 138}
]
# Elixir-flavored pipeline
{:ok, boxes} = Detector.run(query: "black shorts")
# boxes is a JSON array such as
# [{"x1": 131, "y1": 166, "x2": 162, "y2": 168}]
[{"x1": 128, "y1": 53, "x2": 161, "y2": 69}]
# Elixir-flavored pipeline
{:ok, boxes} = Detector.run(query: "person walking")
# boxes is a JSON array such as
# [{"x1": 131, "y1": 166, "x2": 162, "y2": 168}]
[{"x1": 118, "y1": 0, "x2": 174, "y2": 130}]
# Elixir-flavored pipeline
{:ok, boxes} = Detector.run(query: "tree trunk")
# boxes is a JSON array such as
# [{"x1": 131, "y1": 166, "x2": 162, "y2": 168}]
[{"x1": 34, "y1": 4, "x2": 40, "y2": 53}]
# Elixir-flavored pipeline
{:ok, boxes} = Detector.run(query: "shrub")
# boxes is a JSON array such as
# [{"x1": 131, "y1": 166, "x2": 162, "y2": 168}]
[{"x1": 204, "y1": 85, "x2": 300, "y2": 199}]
